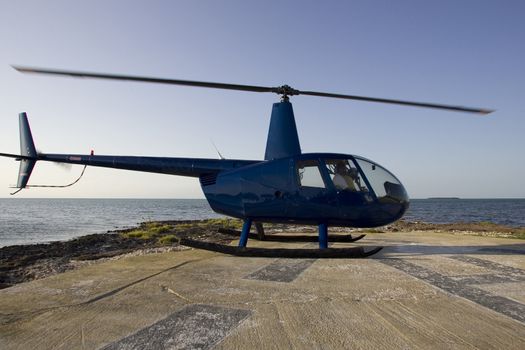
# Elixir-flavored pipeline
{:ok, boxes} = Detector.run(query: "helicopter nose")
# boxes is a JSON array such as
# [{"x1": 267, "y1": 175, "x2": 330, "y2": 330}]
[
  {"x1": 383, "y1": 181, "x2": 409, "y2": 203},
  {"x1": 367, "y1": 195, "x2": 409, "y2": 227},
  {"x1": 378, "y1": 182, "x2": 410, "y2": 224},
  {"x1": 394, "y1": 196, "x2": 410, "y2": 219}
]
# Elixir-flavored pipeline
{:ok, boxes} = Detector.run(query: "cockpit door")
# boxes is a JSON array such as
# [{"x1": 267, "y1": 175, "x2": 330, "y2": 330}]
[
  {"x1": 322, "y1": 158, "x2": 375, "y2": 220},
  {"x1": 288, "y1": 159, "x2": 338, "y2": 220}
]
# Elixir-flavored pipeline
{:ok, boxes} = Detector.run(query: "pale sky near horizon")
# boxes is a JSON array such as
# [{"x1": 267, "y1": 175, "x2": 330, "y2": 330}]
[{"x1": 0, "y1": 1, "x2": 524, "y2": 199}]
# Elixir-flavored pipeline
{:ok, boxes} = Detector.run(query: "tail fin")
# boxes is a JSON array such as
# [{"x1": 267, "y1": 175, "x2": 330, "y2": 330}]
[{"x1": 15, "y1": 112, "x2": 37, "y2": 189}]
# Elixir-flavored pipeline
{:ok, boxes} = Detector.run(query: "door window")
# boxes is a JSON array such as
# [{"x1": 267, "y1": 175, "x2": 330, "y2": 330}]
[{"x1": 296, "y1": 160, "x2": 326, "y2": 188}]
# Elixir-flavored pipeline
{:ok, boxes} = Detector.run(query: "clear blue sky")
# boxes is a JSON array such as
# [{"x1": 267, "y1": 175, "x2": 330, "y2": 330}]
[{"x1": 0, "y1": 0, "x2": 524, "y2": 198}]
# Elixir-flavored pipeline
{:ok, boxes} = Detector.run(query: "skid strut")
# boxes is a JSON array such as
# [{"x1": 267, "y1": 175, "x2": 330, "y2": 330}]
[
  {"x1": 238, "y1": 219, "x2": 252, "y2": 248},
  {"x1": 319, "y1": 223, "x2": 328, "y2": 249}
]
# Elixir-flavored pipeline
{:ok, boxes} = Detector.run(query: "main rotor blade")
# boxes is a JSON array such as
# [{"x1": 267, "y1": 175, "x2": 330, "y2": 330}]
[
  {"x1": 13, "y1": 65, "x2": 493, "y2": 114},
  {"x1": 298, "y1": 90, "x2": 493, "y2": 114},
  {"x1": 12, "y1": 66, "x2": 274, "y2": 93}
]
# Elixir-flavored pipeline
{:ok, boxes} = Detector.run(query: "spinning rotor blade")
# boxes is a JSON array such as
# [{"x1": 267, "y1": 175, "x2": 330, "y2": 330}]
[
  {"x1": 297, "y1": 90, "x2": 493, "y2": 114},
  {"x1": 13, "y1": 65, "x2": 493, "y2": 114},
  {"x1": 13, "y1": 66, "x2": 274, "y2": 93}
]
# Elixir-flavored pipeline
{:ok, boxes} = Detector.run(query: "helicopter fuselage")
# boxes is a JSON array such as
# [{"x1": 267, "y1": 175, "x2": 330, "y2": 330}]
[
  {"x1": 203, "y1": 153, "x2": 409, "y2": 227},
  {"x1": 28, "y1": 150, "x2": 409, "y2": 228}
]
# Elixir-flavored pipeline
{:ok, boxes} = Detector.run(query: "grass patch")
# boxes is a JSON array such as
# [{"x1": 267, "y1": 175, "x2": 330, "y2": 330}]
[
  {"x1": 121, "y1": 222, "x2": 174, "y2": 240},
  {"x1": 361, "y1": 229, "x2": 384, "y2": 234},
  {"x1": 173, "y1": 218, "x2": 243, "y2": 230},
  {"x1": 477, "y1": 221, "x2": 496, "y2": 226},
  {"x1": 208, "y1": 218, "x2": 243, "y2": 229},
  {"x1": 122, "y1": 230, "x2": 153, "y2": 239},
  {"x1": 174, "y1": 223, "x2": 195, "y2": 230},
  {"x1": 158, "y1": 234, "x2": 179, "y2": 245},
  {"x1": 511, "y1": 231, "x2": 525, "y2": 240},
  {"x1": 119, "y1": 219, "x2": 243, "y2": 244}
]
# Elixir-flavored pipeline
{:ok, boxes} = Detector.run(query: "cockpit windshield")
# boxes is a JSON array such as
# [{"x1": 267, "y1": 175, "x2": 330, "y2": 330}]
[{"x1": 354, "y1": 157, "x2": 407, "y2": 202}]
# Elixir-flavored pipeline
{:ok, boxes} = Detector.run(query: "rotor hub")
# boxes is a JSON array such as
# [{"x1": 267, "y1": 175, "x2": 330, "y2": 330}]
[{"x1": 273, "y1": 85, "x2": 299, "y2": 101}]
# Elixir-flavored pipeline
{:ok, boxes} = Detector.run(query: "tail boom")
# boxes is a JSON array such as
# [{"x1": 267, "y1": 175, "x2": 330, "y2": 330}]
[{"x1": 39, "y1": 153, "x2": 259, "y2": 177}]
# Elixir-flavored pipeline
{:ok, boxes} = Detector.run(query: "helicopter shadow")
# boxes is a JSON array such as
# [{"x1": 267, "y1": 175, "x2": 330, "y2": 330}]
[
  {"x1": 374, "y1": 242, "x2": 525, "y2": 257},
  {"x1": 373, "y1": 243, "x2": 525, "y2": 324}
]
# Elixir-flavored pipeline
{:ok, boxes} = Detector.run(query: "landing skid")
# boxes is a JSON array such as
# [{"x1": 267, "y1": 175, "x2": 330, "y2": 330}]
[
  {"x1": 217, "y1": 228, "x2": 366, "y2": 243},
  {"x1": 180, "y1": 238, "x2": 382, "y2": 259}
]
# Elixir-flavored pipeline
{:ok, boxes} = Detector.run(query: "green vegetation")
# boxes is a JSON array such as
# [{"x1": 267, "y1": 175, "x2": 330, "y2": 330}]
[
  {"x1": 170, "y1": 218, "x2": 243, "y2": 231},
  {"x1": 475, "y1": 222, "x2": 525, "y2": 239},
  {"x1": 361, "y1": 229, "x2": 384, "y2": 234},
  {"x1": 391, "y1": 220, "x2": 525, "y2": 240},
  {"x1": 204, "y1": 218, "x2": 243, "y2": 229},
  {"x1": 174, "y1": 223, "x2": 195, "y2": 230},
  {"x1": 477, "y1": 221, "x2": 496, "y2": 226},
  {"x1": 119, "y1": 218, "x2": 243, "y2": 246},
  {"x1": 513, "y1": 230, "x2": 525, "y2": 240},
  {"x1": 475, "y1": 221, "x2": 506, "y2": 229},
  {"x1": 157, "y1": 234, "x2": 179, "y2": 245},
  {"x1": 120, "y1": 222, "x2": 174, "y2": 240}
]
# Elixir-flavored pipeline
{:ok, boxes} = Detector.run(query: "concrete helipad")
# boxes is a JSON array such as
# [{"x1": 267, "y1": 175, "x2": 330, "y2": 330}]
[{"x1": 1, "y1": 231, "x2": 524, "y2": 349}]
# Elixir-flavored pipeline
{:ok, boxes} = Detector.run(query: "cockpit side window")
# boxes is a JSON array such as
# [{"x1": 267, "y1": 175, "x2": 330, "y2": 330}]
[
  {"x1": 296, "y1": 160, "x2": 326, "y2": 188},
  {"x1": 324, "y1": 159, "x2": 370, "y2": 193}
]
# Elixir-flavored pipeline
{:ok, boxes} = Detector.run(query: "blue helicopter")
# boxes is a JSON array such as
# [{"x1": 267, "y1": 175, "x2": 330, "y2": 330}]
[{"x1": 0, "y1": 67, "x2": 492, "y2": 258}]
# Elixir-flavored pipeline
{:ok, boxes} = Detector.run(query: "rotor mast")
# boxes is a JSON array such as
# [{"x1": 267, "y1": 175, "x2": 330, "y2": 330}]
[{"x1": 264, "y1": 100, "x2": 301, "y2": 160}]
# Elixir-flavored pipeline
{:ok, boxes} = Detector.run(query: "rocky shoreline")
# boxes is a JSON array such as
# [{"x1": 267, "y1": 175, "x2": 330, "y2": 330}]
[{"x1": 1, "y1": 219, "x2": 523, "y2": 289}]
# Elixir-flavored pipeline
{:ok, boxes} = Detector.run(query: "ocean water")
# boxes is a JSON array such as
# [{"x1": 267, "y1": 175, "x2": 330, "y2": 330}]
[
  {"x1": 0, "y1": 198, "x2": 523, "y2": 247},
  {"x1": 0, "y1": 199, "x2": 222, "y2": 247},
  {"x1": 404, "y1": 199, "x2": 525, "y2": 227}
]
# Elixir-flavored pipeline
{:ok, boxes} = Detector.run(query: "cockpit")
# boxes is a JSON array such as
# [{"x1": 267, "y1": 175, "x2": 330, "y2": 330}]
[
  {"x1": 324, "y1": 159, "x2": 367, "y2": 192},
  {"x1": 296, "y1": 155, "x2": 408, "y2": 204}
]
